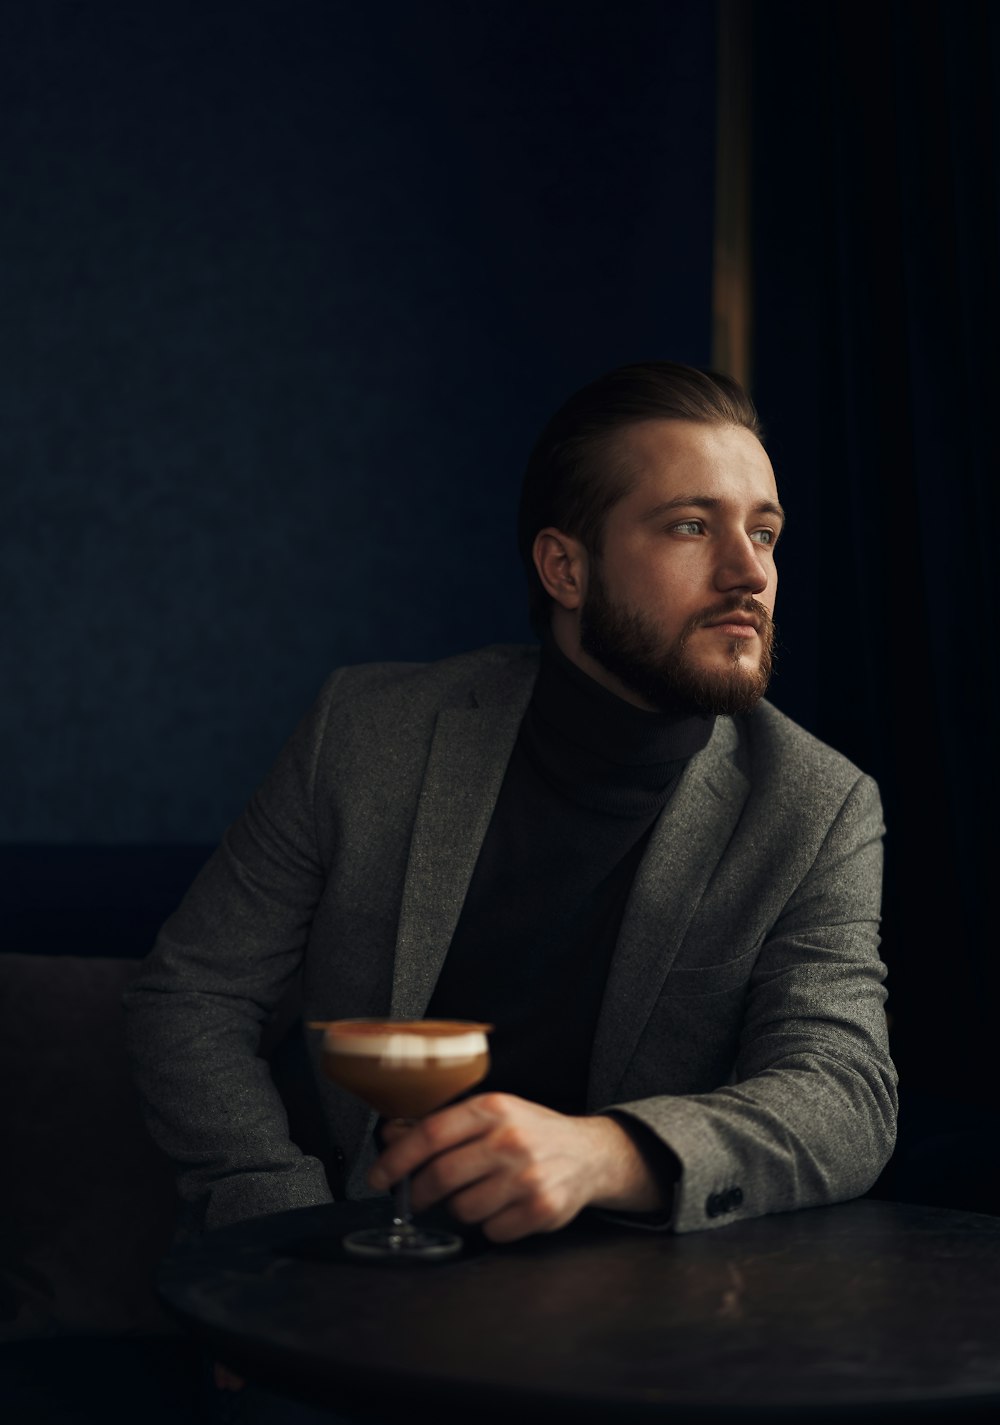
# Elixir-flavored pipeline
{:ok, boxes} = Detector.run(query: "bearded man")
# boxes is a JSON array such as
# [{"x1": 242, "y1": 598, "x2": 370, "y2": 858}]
[{"x1": 124, "y1": 361, "x2": 896, "y2": 1250}]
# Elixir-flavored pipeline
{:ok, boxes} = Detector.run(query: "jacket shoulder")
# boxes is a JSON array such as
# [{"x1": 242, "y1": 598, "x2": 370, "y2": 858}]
[
  {"x1": 319, "y1": 644, "x2": 539, "y2": 712},
  {"x1": 737, "y1": 699, "x2": 879, "y2": 803}
]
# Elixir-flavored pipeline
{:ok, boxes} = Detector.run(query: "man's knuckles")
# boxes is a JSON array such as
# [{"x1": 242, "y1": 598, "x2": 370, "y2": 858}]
[
  {"x1": 521, "y1": 1181, "x2": 570, "y2": 1226},
  {"x1": 489, "y1": 1120, "x2": 538, "y2": 1159},
  {"x1": 418, "y1": 1114, "x2": 453, "y2": 1153},
  {"x1": 473, "y1": 1090, "x2": 517, "y2": 1118}
]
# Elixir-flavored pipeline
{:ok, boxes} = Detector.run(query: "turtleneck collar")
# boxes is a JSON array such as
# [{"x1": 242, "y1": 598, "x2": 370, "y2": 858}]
[{"x1": 518, "y1": 637, "x2": 716, "y2": 817}]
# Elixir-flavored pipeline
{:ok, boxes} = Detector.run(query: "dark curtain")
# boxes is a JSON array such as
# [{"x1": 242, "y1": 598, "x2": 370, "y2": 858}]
[{"x1": 751, "y1": 0, "x2": 998, "y2": 1105}]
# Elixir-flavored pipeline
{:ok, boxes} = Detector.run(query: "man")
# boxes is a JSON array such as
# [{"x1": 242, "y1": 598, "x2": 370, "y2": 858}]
[{"x1": 124, "y1": 361, "x2": 896, "y2": 1251}]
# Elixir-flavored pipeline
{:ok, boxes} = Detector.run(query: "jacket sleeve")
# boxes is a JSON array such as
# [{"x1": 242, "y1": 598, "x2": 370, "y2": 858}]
[
  {"x1": 606, "y1": 773, "x2": 897, "y2": 1233},
  {"x1": 121, "y1": 673, "x2": 348, "y2": 1233}
]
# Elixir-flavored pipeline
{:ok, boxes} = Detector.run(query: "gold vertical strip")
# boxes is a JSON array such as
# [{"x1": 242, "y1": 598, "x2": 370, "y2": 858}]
[{"x1": 712, "y1": 0, "x2": 753, "y2": 391}]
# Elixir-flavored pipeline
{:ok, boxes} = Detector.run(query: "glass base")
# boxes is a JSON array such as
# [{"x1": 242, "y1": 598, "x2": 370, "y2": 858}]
[{"x1": 343, "y1": 1223, "x2": 463, "y2": 1260}]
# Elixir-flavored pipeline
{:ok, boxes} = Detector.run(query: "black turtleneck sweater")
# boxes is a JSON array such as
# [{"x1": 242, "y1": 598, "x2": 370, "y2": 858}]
[{"x1": 426, "y1": 641, "x2": 714, "y2": 1115}]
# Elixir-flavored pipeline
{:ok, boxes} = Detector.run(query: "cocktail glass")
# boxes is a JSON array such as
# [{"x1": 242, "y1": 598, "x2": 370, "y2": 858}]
[{"x1": 309, "y1": 1018, "x2": 492, "y2": 1259}]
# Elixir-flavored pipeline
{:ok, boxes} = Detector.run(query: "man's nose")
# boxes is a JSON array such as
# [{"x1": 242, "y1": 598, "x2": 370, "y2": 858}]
[{"x1": 713, "y1": 534, "x2": 769, "y2": 595}]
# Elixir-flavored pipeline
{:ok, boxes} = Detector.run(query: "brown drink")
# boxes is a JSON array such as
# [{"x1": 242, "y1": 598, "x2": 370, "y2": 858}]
[{"x1": 316, "y1": 1018, "x2": 492, "y2": 1119}]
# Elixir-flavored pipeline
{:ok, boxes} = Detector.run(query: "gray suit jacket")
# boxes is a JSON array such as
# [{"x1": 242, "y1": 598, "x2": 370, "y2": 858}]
[{"x1": 123, "y1": 644, "x2": 896, "y2": 1235}]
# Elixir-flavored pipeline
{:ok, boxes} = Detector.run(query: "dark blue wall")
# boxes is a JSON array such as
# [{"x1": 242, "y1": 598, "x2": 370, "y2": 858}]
[{"x1": 3, "y1": 1, "x2": 717, "y2": 844}]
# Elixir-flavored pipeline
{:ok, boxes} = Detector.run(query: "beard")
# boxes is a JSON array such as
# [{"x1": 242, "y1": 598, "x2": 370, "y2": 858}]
[{"x1": 579, "y1": 569, "x2": 776, "y2": 717}]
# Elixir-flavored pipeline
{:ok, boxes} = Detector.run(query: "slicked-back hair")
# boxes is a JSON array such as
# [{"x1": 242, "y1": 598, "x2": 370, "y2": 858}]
[{"x1": 517, "y1": 360, "x2": 763, "y2": 632}]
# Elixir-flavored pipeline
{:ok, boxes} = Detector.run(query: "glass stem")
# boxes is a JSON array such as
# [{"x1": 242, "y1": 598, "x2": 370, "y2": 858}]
[
  {"x1": 391, "y1": 1173, "x2": 413, "y2": 1232},
  {"x1": 388, "y1": 1118, "x2": 418, "y2": 1243}
]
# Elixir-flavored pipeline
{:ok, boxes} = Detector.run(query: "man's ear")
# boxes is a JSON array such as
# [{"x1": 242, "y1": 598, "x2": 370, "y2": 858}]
[{"x1": 532, "y1": 528, "x2": 588, "y2": 611}]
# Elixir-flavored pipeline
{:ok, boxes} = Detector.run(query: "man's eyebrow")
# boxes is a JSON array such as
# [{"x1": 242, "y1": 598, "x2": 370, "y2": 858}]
[{"x1": 639, "y1": 495, "x2": 787, "y2": 525}]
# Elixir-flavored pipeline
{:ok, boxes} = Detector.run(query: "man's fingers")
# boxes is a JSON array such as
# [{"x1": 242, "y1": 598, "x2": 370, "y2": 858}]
[
  {"x1": 369, "y1": 1094, "x2": 512, "y2": 1190},
  {"x1": 378, "y1": 1118, "x2": 410, "y2": 1146},
  {"x1": 407, "y1": 1139, "x2": 498, "y2": 1212},
  {"x1": 440, "y1": 1169, "x2": 526, "y2": 1225},
  {"x1": 478, "y1": 1197, "x2": 569, "y2": 1244}
]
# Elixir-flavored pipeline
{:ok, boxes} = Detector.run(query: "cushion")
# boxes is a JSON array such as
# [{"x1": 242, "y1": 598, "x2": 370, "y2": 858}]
[{"x1": 0, "y1": 955, "x2": 180, "y2": 1338}]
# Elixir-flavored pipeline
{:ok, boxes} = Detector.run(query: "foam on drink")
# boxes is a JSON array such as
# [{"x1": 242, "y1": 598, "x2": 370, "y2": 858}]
[{"x1": 314, "y1": 1018, "x2": 492, "y2": 1119}]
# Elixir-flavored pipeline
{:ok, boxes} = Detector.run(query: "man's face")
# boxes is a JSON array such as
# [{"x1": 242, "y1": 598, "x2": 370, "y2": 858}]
[{"x1": 575, "y1": 420, "x2": 783, "y2": 717}]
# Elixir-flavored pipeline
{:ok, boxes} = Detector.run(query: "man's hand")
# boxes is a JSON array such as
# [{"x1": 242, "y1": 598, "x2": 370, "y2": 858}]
[{"x1": 368, "y1": 1093, "x2": 666, "y2": 1243}]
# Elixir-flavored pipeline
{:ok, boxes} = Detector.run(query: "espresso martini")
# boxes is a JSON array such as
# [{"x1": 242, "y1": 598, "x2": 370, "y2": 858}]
[
  {"x1": 316, "y1": 1018, "x2": 492, "y2": 1118},
  {"x1": 308, "y1": 1017, "x2": 493, "y2": 1259}
]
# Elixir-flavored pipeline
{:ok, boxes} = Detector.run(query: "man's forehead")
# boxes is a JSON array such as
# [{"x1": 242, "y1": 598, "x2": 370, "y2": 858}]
[{"x1": 614, "y1": 418, "x2": 778, "y2": 499}]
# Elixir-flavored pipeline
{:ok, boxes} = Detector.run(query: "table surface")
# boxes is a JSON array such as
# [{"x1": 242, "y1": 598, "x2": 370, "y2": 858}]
[{"x1": 158, "y1": 1197, "x2": 1000, "y2": 1422}]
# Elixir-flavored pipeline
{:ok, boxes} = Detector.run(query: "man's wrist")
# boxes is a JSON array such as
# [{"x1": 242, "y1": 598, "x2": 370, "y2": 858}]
[{"x1": 583, "y1": 1113, "x2": 675, "y2": 1214}]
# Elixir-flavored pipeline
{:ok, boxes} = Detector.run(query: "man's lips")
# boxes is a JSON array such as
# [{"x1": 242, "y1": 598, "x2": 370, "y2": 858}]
[{"x1": 700, "y1": 612, "x2": 762, "y2": 637}]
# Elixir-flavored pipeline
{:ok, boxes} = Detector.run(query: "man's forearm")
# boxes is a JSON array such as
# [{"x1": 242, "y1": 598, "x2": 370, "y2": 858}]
[{"x1": 124, "y1": 975, "x2": 334, "y2": 1230}]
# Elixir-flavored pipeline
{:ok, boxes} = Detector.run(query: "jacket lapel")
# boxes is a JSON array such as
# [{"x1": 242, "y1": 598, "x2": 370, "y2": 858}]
[
  {"x1": 588, "y1": 718, "x2": 749, "y2": 1107},
  {"x1": 390, "y1": 656, "x2": 537, "y2": 1018}
]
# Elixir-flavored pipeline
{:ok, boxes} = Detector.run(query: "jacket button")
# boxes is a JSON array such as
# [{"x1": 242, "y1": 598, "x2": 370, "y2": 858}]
[{"x1": 706, "y1": 1192, "x2": 724, "y2": 1218}]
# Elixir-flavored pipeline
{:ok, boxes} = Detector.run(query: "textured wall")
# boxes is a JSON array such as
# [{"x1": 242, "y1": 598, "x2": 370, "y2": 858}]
[{"x1": 2, "y1": 2, "x2": 716, "y2": 842}]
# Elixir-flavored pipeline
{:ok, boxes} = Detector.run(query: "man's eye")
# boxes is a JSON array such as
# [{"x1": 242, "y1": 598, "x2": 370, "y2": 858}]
[
  {"x1": 751, "y1": 529, "x2": 776, "y2": 546},
  {"x1": 671, "y1": 520, "x2": 703, "y2": 535}
]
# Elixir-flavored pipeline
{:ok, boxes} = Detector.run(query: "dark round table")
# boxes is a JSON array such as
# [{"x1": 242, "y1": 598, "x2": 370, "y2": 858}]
[{"x1": 157, "y1": 1197, "x2": 1000, "y2": 1422}]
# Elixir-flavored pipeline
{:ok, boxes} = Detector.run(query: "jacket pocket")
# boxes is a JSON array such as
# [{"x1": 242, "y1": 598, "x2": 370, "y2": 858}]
[{"x1": 663, "y1": 938, "x2": 762, "y2": 996}]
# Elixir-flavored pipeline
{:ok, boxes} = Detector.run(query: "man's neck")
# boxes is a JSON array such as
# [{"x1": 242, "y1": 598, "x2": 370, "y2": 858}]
[{"x1": 548, "y1": 610, "x2": 657, "y2": 713}]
